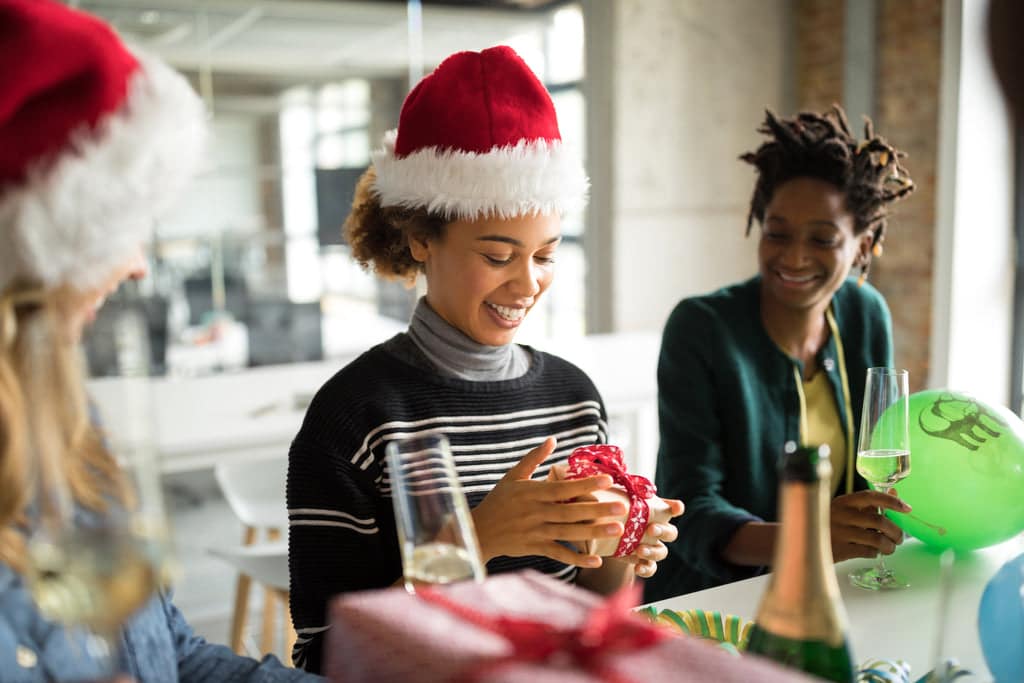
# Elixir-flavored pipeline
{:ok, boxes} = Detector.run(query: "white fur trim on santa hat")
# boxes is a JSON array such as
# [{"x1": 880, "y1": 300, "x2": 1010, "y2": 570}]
[
  {"x1": 0, "y1": 49, "x2": 206, "y2": 293},
  {"x1": 371, "y1": 130, "x2": 589, "y2": 221}
]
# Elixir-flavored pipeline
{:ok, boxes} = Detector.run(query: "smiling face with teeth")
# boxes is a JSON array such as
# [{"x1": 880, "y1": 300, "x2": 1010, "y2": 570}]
[
  {"x1": 758, "y1": 177, "x2": 872, "y2": 317},
  {"x1": 409, "y1": 212, "x2": 561, "y2": 346}
]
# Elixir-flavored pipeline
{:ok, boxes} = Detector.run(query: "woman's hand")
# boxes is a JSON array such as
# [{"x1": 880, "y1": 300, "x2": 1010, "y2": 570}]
[
  {"x1": 617, "y1": 498, "x2": 685, "y2": 578},
  {"x1": 471, "y1": 437, "x2": 630, "y2": 568},
  {"x1": 579, "y1": 498, "x2": 685, "y2": 594},
  {"x1": 830, "y1": 489, "x2": 910, "y2": 562}
]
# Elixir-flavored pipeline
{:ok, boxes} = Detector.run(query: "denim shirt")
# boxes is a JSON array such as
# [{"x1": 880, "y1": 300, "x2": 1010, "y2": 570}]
[{"x1": 0, "y1": 563, "x2": 321, "y2": 682}]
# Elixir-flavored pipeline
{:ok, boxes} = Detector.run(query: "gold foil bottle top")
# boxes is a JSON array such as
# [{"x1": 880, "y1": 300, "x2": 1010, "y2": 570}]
[{"x1": 754, "y1": 441, "x2": 851, "y2": 653}]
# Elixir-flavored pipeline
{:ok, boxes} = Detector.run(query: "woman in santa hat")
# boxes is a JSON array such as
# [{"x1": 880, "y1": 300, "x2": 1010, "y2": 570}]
[
  {"x1": 0, "y1": 0, "x2": 319, "y2": 680},
  {"x1": 286, "y1": 45, "x2": 684, "y2": 673}
]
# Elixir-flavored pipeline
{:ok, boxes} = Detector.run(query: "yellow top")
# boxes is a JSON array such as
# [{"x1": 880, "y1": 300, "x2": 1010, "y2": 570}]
[
  {"x1": 789, "y1": 307, "x2": 856, "y2": 494},
  {"x1": 802, "y1": 370, "x2": 846, "y2": 494}
]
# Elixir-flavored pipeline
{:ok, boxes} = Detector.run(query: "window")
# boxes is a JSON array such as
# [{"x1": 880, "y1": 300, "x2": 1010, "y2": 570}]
[{"x1": 82, "y1": 2, "x2": 589, "y2": 377}]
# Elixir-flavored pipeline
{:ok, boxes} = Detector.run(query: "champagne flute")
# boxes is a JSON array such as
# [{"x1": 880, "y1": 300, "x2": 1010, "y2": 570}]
[
  {"x1": 850, "y1": 367, "x2": 911, "y2": 590},
  {"x1": 25, "y1": 308, "x2": 173, "y2": 674},
  {"x1": 385, "y1": 433, "x2": 486, "y2": 592}
]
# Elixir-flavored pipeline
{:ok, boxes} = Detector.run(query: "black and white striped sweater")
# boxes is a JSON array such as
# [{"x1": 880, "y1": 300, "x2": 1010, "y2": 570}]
[{"x1": 286, "y1": 335, "x2": 608, "y2": 673}]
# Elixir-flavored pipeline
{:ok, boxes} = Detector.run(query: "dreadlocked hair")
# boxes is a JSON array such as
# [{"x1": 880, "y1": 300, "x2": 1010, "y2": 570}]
[{"x1": 740, "y1": 105, "x2": 915, "y2": 280}]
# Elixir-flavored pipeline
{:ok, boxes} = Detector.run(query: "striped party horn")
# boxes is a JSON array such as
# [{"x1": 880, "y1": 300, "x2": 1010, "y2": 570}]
[{"x1": 639, "y1": 607, "x2": 753, "y2": 651}]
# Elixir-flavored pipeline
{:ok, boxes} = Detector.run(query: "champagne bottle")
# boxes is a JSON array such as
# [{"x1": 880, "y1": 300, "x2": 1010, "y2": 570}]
[{"x1": 746, "y1": 442, "x2": 855, "y2": 683}]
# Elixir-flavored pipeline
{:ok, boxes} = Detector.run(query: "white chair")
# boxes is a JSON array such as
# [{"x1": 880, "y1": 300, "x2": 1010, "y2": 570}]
[{"x1": 211, "y1": 456, "x2": 294, "y2": 660}]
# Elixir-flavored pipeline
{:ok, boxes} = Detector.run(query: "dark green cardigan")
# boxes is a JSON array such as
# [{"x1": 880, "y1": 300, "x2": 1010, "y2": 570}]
[{"x1": 643, "y1": 276, "x2": 893, "y2": 602}]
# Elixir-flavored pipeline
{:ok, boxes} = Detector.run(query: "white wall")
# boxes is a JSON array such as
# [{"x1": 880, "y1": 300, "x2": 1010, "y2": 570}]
[
  {"x1": 931, "y1": 0, "x2": 1015, "y2": 404},
  {"x1": 593, "y1": 0, "x2": 793, "y2": 333},
  {"x1": 158, "y1": 114, "x2": 264, "y2": 240}
]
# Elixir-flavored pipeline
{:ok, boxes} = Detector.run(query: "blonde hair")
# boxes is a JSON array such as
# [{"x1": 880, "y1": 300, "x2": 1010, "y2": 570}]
[{"x1": 0, "y1": 284, "x2": 125, "y2": 572}]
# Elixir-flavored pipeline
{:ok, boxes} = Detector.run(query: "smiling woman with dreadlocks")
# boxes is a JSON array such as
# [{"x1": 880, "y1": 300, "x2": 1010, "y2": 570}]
[{"x1": 644, "y1": 105, "x2": 916, "y2": 602}]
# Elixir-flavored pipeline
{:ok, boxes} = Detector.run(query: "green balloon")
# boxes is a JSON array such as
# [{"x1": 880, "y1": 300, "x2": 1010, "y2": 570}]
[{"x1": 880, "y1": 390, "x2": 1024, "y2": 551}]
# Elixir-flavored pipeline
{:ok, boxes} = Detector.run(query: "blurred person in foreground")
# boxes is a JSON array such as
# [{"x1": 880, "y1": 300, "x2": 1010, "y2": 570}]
[{"x1": 0, "y1": 1, "x2": 319, "y2": 680}]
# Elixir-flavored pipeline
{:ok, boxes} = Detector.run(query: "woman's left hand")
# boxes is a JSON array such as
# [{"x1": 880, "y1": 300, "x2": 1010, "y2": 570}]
[{"x1": 621, "y1": 498, "x2": 684, "y2": 578}]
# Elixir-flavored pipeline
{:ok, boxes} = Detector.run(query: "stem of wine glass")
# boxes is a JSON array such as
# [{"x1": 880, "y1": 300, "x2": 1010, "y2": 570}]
[{"x1": 875, "y1": 485, "x2": 892, "y2": 576}]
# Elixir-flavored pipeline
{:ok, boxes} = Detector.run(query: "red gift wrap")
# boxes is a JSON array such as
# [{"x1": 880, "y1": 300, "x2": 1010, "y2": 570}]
[
  {"x1": 324, "y1": 571, "x2": 813, "y2": 682},
  {"x1": 550, "y1": 444, "x2": 673, "y2": 557},
  {"x1": 566, "y1": 445, "x2": 658, "y2": 557}
]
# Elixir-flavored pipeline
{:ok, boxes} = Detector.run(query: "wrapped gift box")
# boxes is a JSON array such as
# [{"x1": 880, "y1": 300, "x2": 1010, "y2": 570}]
[
  {"x1": 325, "y1": 570, "x2": 813, "y2": 682},
  {"x1": 548, "y1": 456, "x2": 674, "y2": 557}
]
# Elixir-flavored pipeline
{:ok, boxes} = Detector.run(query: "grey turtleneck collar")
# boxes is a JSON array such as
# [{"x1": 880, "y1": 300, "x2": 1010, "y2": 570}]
[{"x1": 406, "y1": 297, "x2": 531, "y2": 381}]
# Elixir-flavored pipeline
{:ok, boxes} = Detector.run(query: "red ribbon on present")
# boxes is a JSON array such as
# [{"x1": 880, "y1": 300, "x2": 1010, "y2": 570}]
[
  {"x1": 417, "y1": 583, "x2": 668, "y2": 683},
  {"x1": 567, "y1": 445, "x2": 658, "y2": 557}
]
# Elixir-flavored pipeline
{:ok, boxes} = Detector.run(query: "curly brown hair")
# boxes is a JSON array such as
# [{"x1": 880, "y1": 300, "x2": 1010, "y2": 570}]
[
  {"x1": 343, "y1": 166, "x2": 447, "y2": 285},
  {"x1": 741, "y1": 105, "x2": 915, "y2": 278}
]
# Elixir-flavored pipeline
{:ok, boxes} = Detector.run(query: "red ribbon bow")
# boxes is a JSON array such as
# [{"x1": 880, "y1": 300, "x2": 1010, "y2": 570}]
[
  {"x1": 417, "y1": 583, "x2": 668, "y2": 683},
  {"x1": 567, "y1": 445, "x2": 658, "y2": 557}
]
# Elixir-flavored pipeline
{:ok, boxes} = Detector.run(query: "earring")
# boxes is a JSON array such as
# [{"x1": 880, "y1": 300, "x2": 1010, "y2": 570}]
[{"x1": 857, "y1": 259, "x2": 870, "y2": 287}]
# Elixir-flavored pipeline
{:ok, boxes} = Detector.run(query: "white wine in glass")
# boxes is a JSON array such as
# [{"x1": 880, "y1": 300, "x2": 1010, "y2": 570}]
[
  {"x1": 25, "y1": 462, "x2": 172, "y2": 672},
  {"x1": 850, "y1": 367, "x2": 911, "y2": 591},
  {"x1": 386, "y1": 433, "x2": 486, "y2": 592},
  {"x1": 27, "y1": 527, "x2": 164, "y2": 642},
  {"x1": 855, "y1": 449, "x2": 911, "y2": 488},
  {"x1": 405, "y1": 542, "x2": 479, "y2": 585}
]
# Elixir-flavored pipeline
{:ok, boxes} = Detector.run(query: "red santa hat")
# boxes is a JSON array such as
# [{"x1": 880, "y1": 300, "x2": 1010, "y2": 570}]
[
  {"x1": 371, "y1": 45, "x2": 588, "y2": 220},
  {"x1": 0, "y1": 0, "x2": 206, "y2": 293}
]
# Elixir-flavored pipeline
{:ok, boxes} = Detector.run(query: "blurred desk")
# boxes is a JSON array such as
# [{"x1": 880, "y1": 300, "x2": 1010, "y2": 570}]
[
  {"x1": 88, "y1": 360, "x2": 342, "y2": 473},
  {"x1": 86, "y1": 332, "x2": 661, "y2": 475},
  {"x1": 645, "y1": 538, "x2": 1024, "y2": 679}
]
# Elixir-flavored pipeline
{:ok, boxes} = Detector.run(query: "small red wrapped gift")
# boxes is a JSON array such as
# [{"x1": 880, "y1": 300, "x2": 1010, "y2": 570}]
[
  {"x1": 324, "y1": 570, "x2": 812, "y2": 682},
  {"x1": 548, "y1": 444, "x2": 673, "y2": 557}
]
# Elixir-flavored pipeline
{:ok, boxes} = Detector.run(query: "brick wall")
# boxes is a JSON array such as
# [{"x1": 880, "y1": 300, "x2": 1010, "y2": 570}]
[
  {"x1": 795, "y1": 0, "x2": 844, "y2": 111},
  {"x1": 871, "y1": 0, "x2": 943, "y2": 392},
  {"x1": 794, "y1": 0, "x2": 943, "y2": 391}
]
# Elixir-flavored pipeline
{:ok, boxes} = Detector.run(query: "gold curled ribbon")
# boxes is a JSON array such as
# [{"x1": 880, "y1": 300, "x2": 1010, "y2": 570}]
[{"x1": 0, "y1": 289, "x2": 47, "y2": 349}]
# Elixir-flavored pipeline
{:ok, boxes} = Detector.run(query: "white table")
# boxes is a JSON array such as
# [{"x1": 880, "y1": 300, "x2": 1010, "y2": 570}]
[{"x1": 646, "y1": 537, "x2": 1024, "y2": 680}]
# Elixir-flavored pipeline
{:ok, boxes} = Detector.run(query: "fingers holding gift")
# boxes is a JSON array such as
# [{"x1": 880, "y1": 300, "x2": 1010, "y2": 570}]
[
  {"x1": 614, "y1": 517, "x2": 680, "y2": 577},
  {"x1": 544, "y1": 444, "x2": 680, "y2": 562},
  {"x1": 547, "y1": 499, "x2": 629, "y2": 523},
  {"x1": 646, "y1": 521, "x2": 679, "y2": 544},
  {"x1": 614, "y1": 551, "x2": 662, "y2": 577},
  {"x1": 472, "y1": 483, "x2": 627, "y2": 561},
  {"x1": 634, "y1": 559, "x2": 657, "y2": 578},
  {"x1": 635, "y1": 541, "x2": 668, "y2": 563},
  {"x1": 538, "y1": 541, "x2": 604, "y2": 568},
  {"x1": 662, "y1": 498, "x2": 686, "y2": 519},
  {"x1": 536, "y1": 475, "x2": 615, "y2": 502},
  {"x1": 544, "y1": 520, "x2": 624, "y2": 542},
  {"x1": 505, "y1": 437, "x2": 558, "y2": 480}
]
